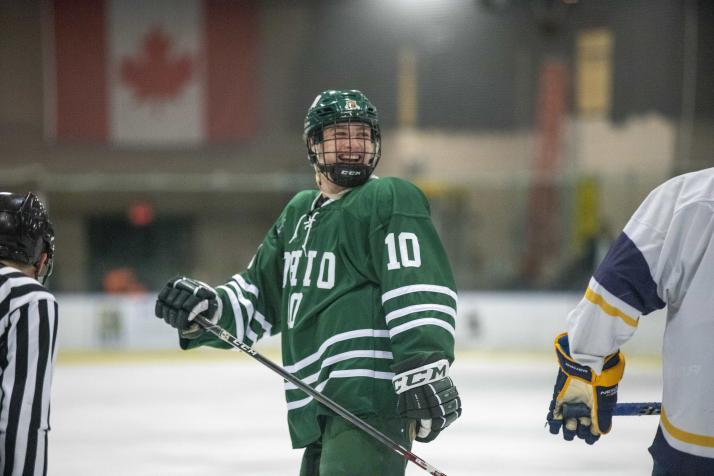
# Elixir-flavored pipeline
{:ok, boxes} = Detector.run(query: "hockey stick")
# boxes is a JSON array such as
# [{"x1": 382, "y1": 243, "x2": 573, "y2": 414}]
[
  {"x1": 563, "y1": 402, "x2": 661, "y2": 419},
  {"x1": 193, "y1": 315, "x2": 448, "y2": 476},
  {"x1": 613, "y1": 402, "x2": 661, "y2": 416}
]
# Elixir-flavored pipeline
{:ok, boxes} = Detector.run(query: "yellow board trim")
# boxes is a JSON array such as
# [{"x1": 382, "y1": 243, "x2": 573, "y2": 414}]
[
  {"x1": 661, "y1": 408, "x2": 714, "y2": 448},
  {"x1": 584, "y1": 288, "x2": 638, "y2": 328}
]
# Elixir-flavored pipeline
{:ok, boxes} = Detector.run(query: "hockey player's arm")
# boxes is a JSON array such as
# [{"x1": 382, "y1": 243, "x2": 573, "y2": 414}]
[
  {"x1": 547, "y1": 204, "x2": 670, "y2": 442},
  {"x1": 372, "y1": 179, "x2": 461, "y2": 442},
  {"x1": 565, "y1": 183, "x2": 679, "y2": 371},
  {"x1": 155, "y1": 214, "x2": 285, "y2": 350}
]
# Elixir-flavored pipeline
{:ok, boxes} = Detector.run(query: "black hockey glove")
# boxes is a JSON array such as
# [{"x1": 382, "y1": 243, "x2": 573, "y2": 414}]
[
  {"x1": 155, "y1": 276, "x2": 222, "y2": 339},
  {"x1": 392, "y1": 357, "x2": 462, "y2": 443}
]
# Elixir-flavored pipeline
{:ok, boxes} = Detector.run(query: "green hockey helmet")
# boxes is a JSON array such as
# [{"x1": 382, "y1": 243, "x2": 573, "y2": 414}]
[{"x1": 304, "y1": 90, "x2": 381, "y2": 188}]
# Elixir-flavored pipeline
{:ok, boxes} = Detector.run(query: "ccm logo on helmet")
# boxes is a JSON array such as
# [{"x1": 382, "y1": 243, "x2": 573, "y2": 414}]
[{"x1": 392, "y1": 359, "x2": 449, "y2": 394}]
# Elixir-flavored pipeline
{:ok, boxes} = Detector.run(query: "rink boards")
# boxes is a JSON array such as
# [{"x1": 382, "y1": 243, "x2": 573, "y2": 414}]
[{"x1": 56, "y1": 291, "x2": 667, "y2": 356}]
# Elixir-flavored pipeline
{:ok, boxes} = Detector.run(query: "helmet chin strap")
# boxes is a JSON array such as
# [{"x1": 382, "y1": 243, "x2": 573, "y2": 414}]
[
  {"x1": 315, "y1": 167, "x2": 349, "y2": 199},
  {"x1": 33, "y1": 254, "x2": 51, "y2": 285}
]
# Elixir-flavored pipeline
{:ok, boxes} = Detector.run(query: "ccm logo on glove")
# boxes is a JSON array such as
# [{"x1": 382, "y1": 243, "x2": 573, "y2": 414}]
[{"x1": 393, "y1": 359, "x2": 449, "y2": 394}]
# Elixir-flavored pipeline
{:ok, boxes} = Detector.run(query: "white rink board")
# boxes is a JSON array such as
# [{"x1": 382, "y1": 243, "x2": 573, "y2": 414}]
[
  {"x1": 55, "y1": 292, "x2": 667, "y2": 355},
  {"x1": 50, "y1": 356, "x2": 662, "y2": 476}
]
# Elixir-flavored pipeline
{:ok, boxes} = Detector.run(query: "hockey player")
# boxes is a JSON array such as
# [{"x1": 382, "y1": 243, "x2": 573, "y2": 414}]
[
  {"x1": 0, "y1": 192, "x2": 58, "y2": 475},
  {"x1": 546, "y1": 169, "x2": 714, "y2": 475},
  {"x1": 155, "y1": 89, "x2": 462, "y2": 475}
]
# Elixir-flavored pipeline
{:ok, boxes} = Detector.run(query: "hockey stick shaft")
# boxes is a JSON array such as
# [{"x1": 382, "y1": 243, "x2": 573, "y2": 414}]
[
  {"x1": 613, "y1": 402, "x2": 661, "y2": 416},
  {"x1": 193, "y1": 315, "x2": 448, "y2": 476},
  {"x1": 565, "y1": 401, "x2": 662, "y2": 420}
]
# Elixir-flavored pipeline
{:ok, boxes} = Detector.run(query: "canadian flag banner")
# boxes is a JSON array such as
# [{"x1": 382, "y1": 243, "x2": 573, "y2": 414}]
[{"x1": 47, "y1": 0, "x2": 258, "y2": 146}]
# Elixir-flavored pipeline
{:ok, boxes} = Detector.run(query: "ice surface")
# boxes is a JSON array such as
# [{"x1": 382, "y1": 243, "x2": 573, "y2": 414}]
[{"x1": 51, "y1": 353, "x2": 661, "y2": 475}]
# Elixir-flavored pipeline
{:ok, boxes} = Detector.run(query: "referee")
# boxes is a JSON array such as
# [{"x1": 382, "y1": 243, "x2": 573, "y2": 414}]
[{"x1": 0, "y1": 192, "x2": 57, "y2": 476}]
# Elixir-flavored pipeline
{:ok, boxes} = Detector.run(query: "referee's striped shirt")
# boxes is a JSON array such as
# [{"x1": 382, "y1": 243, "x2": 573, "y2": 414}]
[{"x1": 0, "y1": 265, "x2": 58, "y2": 476}]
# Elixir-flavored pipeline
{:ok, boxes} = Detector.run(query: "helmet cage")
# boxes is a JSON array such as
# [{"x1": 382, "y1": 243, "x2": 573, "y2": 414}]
[
  {"x1": 304, "y1": 90, "x2": 381, "y2": 188},
  {"x1": 0, "y1": 192, "x2": 55, "y2": 283},
  {"x1": 307, "y1": 117, "x2": 381, "y2": 188}
]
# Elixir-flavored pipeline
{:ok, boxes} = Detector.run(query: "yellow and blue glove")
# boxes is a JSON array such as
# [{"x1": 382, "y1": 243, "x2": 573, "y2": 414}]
[{"x1": 546, "y1": 332, "x2": 625, "y2": 444}]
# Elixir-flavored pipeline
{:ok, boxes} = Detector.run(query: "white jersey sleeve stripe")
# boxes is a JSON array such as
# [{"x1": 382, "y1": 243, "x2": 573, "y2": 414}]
[
  {"x1": 224, "y1": 281, "x2": 271, "y2": 337},
  {"x1": 381, "y1": 284, "x2": 457, "y2": 304},
  {"x1": 232, "y1": 274, "x2": 259, "y2": 298},
  {"x1": 252, "y1": 311, "x2": 272, "y2": 335},
  {"x1": 385, "y1": 304, "x2": 456, "y2": 324},
  {"x1": 216, "y1": 285, "x2": 245, "y2": 343},
  {"x1": 245, "y1": 328, "x2": 259, "y2": 344},
  {"x1": 389, "y1": 318, "x2": 456, "y2": 338},
  {"x1": 225, "y1": 281, "x2": 255, "y2": 326}
]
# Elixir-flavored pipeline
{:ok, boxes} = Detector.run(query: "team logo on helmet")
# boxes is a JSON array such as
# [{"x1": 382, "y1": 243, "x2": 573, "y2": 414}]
[{"x1": 344, "y1": 99, "x2": 359, "y2": 110}]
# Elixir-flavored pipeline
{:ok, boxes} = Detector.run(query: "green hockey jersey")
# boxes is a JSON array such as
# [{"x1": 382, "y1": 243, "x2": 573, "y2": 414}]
[{"x1": 182, "y1": 176, "x2": 457, "y2": 448}]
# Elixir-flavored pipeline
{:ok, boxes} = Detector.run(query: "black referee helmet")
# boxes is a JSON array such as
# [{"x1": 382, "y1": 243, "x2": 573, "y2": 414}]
[{"x1": 0, "y1": 192, "x2": 55, "y2": 282}]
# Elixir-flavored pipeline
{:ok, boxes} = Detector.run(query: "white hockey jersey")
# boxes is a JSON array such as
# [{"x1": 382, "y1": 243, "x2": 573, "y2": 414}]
[{"x1": 566, "y1": 168, "x2": 714, "y2": 473}]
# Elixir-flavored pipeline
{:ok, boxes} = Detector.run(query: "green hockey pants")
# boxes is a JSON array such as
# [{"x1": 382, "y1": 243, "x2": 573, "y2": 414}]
[{"x1": 299, "y1": 415, "x2": 413, "y2": 476}]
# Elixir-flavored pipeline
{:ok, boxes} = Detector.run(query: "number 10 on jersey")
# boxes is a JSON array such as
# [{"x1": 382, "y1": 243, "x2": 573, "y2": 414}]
[{"x1": 385, "y1": 232, "x2": 421, "y2": 270}]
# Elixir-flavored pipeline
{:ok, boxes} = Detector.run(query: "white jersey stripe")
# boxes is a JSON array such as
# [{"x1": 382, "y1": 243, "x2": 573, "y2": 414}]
[
  {"x1": 381, "y1": 284, "x2": 457, "y2": 304},
  {"x1": 216, "y1": 284, "x2": 245, "y2": 343},
  {"x1": 389, "y1": 318, "x2": 456, "y2": 338},
  {"x1": 233, "y1": 274, "x2": 259, "y2": 298},
  {"x1": 286, "y1": 369, "x2": 394, "y2": 410},
  {"x1": 4, "y1": 291, "x2": 55, "y2": 316},
  {"x1": 245, "y1": 328, "x2": 259, "y2": 344},
  {"x1": 284, "y1": 329, "x2": 390, "y2": 374},
  {"x1": 251, "y1": 311, "x2": 272, "y2": 335},
  {"x1": 0, "y1": 275, "x2": 45, "y2": 303},
  {"x1": 284, "y1": 350, "x2": 393, "y2": 390},
  {"x1": 384, "y1": 304, "x2": 456, "y2": 324},
  {"x1": 225, "y1": 281, "x2": 256, "y2": 327},
  {"x1": 0, "y1": 289, "x2": 56, "y2": 476},
  {"x1": 227, "y1": 281, "x2": 271, "y2": 335}
]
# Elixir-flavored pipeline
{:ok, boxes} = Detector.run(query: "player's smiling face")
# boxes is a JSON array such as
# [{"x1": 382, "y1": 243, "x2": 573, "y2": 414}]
[{"x1": 316, "y1": 123, "x2": 375, "y2": 166}]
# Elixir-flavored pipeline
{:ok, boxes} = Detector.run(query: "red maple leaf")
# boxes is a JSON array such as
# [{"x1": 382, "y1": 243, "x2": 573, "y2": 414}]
[{"x1": 120, "y1": 27, "x2": 194, "y2": 103}]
